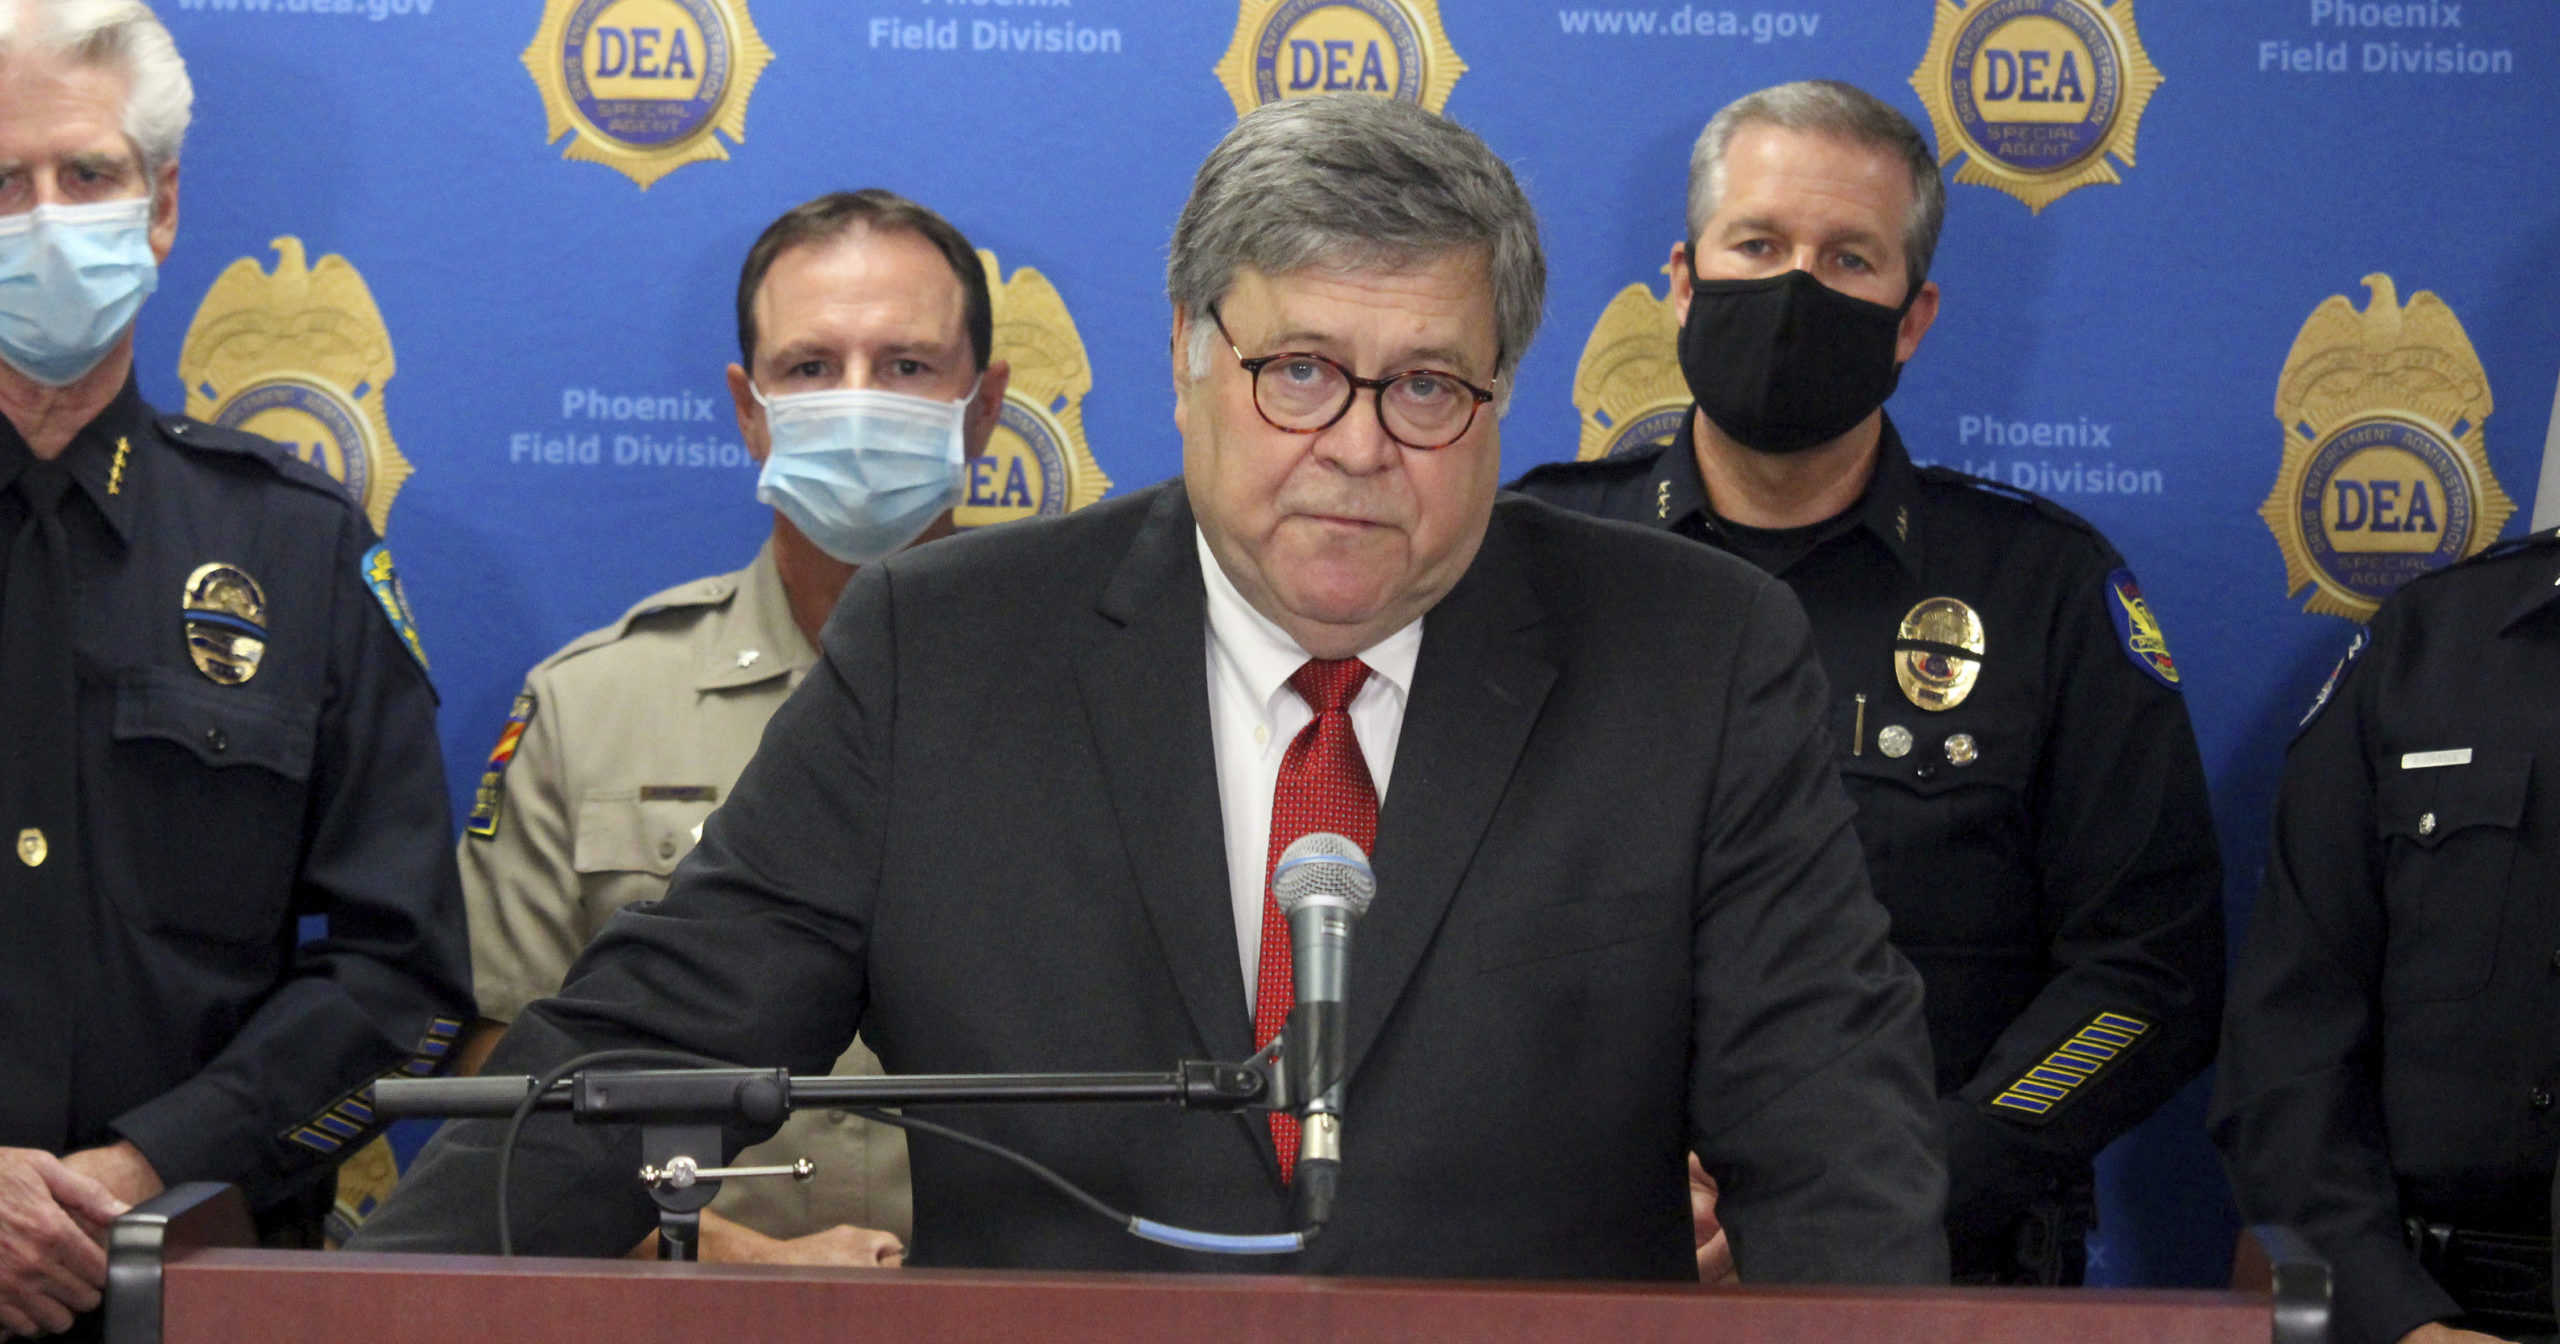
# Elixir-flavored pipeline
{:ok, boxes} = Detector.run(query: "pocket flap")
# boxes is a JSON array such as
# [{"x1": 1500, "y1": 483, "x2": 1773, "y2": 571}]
[
  {"x1": 111, "y1": 665, "x2": 316, "y2": 780},
  {"x1": 573, "y1": 795, "x2": 717, "y2": 876},
  {"x1": 2378, "y1": 748, "x2": 2531, "y2": 849}
]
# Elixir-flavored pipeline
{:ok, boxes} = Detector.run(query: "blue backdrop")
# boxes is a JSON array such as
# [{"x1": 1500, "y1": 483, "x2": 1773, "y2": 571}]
[{"x1": 137, "y1": 0, "x2": 2560, "y2": 1287}]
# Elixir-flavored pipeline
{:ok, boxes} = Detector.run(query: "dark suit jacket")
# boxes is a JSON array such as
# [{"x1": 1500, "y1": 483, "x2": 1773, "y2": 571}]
[{"x1": 357, "y1": 480, "x2": 1948, "y2": 1281}]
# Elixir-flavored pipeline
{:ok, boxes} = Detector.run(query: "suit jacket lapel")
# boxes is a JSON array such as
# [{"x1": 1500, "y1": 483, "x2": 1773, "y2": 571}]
[
  {"x1": 1072, "y1": 484, "x2": 1260, "y2": 1067},
  {"x1": 1353, "y1": 512, "x2": 1557, "y2": 1080}
]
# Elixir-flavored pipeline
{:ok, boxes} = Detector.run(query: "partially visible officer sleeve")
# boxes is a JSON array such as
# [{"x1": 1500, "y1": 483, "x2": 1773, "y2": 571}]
[
  {"x1": 2211, "y1": 606, "x2": 2456, "y2": 1344},
  {"x1": 458, "y1": 670, "x2": 584, "y2": 1024},
  {"x1": 1692, "y1": 576, "x2": 1950, "y2": 1284},
  {"x1": 1942, "y1": 544, "x2": 2225, "y2": 1234},
  {"x1": 110, "y1": 512, "x2": 474, "y2": 1203}
]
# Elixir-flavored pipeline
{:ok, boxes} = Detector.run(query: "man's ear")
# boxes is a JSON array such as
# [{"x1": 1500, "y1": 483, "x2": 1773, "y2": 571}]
[
  {"x1": 147, "y1": 160, "x2": 179, "y2": 265},
  {"x1": 727, "y1": 363, "x2": 769, "y2": 464},
  {"x1": 1667, "y1": 241, "x2": 1693, "y2": 326},
  {"x1": 1170, "y1": 306, "x2": 1194, "y2": 438},
  {"x1": 1895, "y1": 280, "x2": 1941, "y2": 365},
  {"x1": 962, "y1": 359, "x2": 1011, "y2": 460}
]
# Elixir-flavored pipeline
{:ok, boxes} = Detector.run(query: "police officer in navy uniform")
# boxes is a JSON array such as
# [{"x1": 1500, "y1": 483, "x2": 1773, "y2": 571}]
[
  {"x1": 1514, "y1": 81, "x2": 2223, "y2": 1285},
  {"x1": 2214, "y1": 534, "x2": 2560, "y2": 1344},
  {"x1": 0, "y1": 5, "x2": 469, "y2": 1337}
]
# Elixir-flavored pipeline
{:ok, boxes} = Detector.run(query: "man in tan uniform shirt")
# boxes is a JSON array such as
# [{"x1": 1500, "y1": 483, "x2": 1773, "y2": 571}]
[{"x1": 454, "y1": 190, "x2": 1013, "y2": 1265}]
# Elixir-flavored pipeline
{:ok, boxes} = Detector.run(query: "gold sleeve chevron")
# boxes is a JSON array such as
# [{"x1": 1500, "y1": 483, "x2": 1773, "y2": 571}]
[
  {"x1": 1911, "y1": 0, "x2": 2164, "y2": 214},
  {"x1": 1216, "y1": 0, "x2": 1465, "y2": 117},
  {"x1": 1989, "y1": 1010, "x2": 2151, "y2": 1123},
  {"x1": 1572, "y1": 276, "x2": 1689, "y2": 463},
  {"x1": 284, "y1": 1016, "x2": 462, "y2": 1157}
]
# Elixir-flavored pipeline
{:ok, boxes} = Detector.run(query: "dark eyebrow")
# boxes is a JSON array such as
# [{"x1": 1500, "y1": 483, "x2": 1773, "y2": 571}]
[
  {"x1": 63, "y1": 151, "x2": 137, "y2": 178},
  {"x1": 1720, "y1": 212, "x2": 1890, "y2": 253},
  {"x1": 1252, "y1": 328, "x2": 1488, "y2": 381}
]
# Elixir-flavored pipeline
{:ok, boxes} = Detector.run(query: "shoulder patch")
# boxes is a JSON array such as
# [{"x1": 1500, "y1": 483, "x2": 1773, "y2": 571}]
[
  {"x1": 2106, "y1": 569, "x2": 2180, "y2": 689},
  {"x1": 466, "y1": 691, "x2": 537, "y2": 839},
  {"x1": 360, "y1": 543, "x2": 430, "y2": 674},
  {"x1": 1987, "y1": 1011, "x2": 2154, "y2": 1126},
  {"x1": 2296, "y1": 627, "x2": 2370, "y2": 733}
]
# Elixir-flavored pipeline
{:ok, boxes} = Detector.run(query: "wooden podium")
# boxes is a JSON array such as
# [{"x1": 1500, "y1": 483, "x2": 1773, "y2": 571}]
[{"x1": 107, "y1": 1185, "x2": 2333, "y2": 1344}]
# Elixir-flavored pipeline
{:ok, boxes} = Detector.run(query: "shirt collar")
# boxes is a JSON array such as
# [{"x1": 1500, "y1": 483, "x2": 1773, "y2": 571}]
[
  {"x1": 1195, "y1": 527, "x2": 1421, "y2": 714},
  {"x1": 694, "y1": 537, "x2": 818, "y2": 691},
  {"x1": 0, "y1": 374, "x2": 150, "y2": 545},
  {"x1": 1654, "y1": 408, "x2": 1925, "y2": 578}
]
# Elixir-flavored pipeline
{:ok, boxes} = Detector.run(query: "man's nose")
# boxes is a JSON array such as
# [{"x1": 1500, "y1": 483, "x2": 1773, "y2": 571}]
[{"x1": 1310, "y1": 389, "x2": 1400, "y2": 474}]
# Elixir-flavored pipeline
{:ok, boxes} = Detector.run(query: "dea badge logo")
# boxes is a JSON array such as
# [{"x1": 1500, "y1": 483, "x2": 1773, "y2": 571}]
[
  {"x1": 180, "y1": 238, "x2": 413, "y2": 536},
  {"x1": 523, "y1": 0, "x2": 773, "y2": 190},
  {"x1": 1572, "y1": 272, "x2": 1688, "y2": 462},
  {"x1": 1911, "y1": 0, "x2": 2164, "y2": 214},
  {"x1": 2261, "y1": 274, "x2": 2512, "y2": 621},
  {"x1": 955, "y1": 250, "x2": 1111, "y2": 529},
  {"x1": 1215, "y1": 0, "x2": 1465, "y2": 117}
]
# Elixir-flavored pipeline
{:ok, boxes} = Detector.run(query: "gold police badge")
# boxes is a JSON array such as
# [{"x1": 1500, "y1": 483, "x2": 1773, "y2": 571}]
[
  {"x1": 2261, "y1": 275, "x2": 2511, "y2": 622},
  {"x1": 1895, "y1": 596, "x2": 1985, "y2": 711},
  {"x1": 955, "y1": 251, "x2": 1112, "y2": 530},
  {"x1": 1910, "y1": 0, "x2": 2164, "y2": 214},
  {"x1": 183, "y1": 562, "x2": 268, "y2": 686},
  {"x1": 180, "y1": 238, "x2": 413, "y2": 536},
  {"x1": 1215, "y1": 0, "x2": 1465, "y2": 118},
  {"x1": 522, "y1": 0, "x2": 773, "y2": 190},
  {"x1": 1572, "y1": 272, "x2": 1689, "y2": 463}
]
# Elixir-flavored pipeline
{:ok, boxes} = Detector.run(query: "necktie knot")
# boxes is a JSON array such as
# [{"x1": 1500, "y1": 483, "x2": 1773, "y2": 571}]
[
  {"x1": 13, "y1": 461, "x2": 69, "y2": 517},
  {"x1": 1289, "y1": 657, "x2": 1370, "y2": 716}
]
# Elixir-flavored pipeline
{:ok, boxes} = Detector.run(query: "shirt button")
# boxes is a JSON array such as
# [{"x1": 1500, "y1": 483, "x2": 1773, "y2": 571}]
[
  {"x1": 1253, "y1": 725, "x2": 1270, "y2": 747},
  {"x1": 657, "y1": 837, "x2": 678, "y2": 861},
  {"x1": 204, "y1": 727, "x2": 228, "y2": 754},
  {"x1": 1914, "y1": 762, "x2": 1940, "y2": 782},
  {"x1": 2533, "y1": 1088, "x2": 2554, "y2": 1112}
]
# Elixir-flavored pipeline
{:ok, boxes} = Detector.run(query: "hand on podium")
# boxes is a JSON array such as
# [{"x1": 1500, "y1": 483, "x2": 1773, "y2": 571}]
[
  {"x1": 0, "y1": 1147, "x2": 126, "y2": 1337},
  {"x1": 2398, "y1": 1325, "x2": 2511, "y2": 1344},
  {"x1": 632, "y1": 1211, "x2": 905, "y2": 1268},
  {"x1": 1689, "y1": 1153, "x2": 1736, "y2": 1286}
]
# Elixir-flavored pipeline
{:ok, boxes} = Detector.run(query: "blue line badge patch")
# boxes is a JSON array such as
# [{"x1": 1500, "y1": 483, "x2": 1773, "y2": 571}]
[
  {"x1": 2106, "y1": 568, "x2": 2180, "y2": 690},
  {"x1": 361, "y1": 543, "x2": 429, "y2": 674}
]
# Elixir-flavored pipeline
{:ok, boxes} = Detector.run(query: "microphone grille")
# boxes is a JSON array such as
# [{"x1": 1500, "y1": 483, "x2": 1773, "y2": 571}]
[{"x1": 1273, "y1": 832, "x2": 1376, "y2": 917}]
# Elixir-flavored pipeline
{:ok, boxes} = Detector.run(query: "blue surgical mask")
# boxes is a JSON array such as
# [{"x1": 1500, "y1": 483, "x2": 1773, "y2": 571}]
[
  {"x1": 752, "y1": 379, "x2": 977, "y2": 564},
  {"x1": 0, "y1": 198, "x2": 159, "y2": 387}
]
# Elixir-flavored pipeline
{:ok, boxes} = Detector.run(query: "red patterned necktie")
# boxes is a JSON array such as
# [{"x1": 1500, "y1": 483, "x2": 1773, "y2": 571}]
[{"x1": 1256, "y1": 657, "x2": 1378, "y2": 1182}]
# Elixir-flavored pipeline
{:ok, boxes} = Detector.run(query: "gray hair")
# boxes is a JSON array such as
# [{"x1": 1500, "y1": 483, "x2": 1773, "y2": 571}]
[
  {"x1": 0, "y1": 0, "x2": 194, "y2": 182},
  {"x1": 1168, "y1": 94, "x2": 1544, "y2": 412},
  {"x1": 1687, "y1": 80, "x2": 1944, "y2": 295}
]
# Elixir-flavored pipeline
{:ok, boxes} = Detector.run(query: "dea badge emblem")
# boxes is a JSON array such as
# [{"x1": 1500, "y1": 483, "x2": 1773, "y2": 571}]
[
  {"x1": 956, "y1": 251, "x2": 1112, "y2": 529},
  {"x1": 523, "y1": 0, "x2": 774, "y2": 190},
  {"x1": 1911, "y1": 0, "x2": 2164, "y2": 214},
  {"x1": 2261, "y1": 275, "x2": 2512, "y2": 621},
  {"x1": 180, "y1": 238, "x2": 413, "y2": 536},
  {"x1": 1216, "y1": 0, "x2": 1466, "y2": 117},
  {"x1": 1572, "y1": 272, "x2": 1689, "y2": 463}
]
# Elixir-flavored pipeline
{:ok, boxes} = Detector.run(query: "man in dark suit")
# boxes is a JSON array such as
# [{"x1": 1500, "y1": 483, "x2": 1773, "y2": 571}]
[{"x1": 355, "y1": 93, "x2": 1947, "y2": 1282}]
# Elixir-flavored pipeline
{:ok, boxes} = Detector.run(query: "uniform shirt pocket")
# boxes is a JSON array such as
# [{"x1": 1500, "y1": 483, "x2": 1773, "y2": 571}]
[
  {"x1": 106, "y1": 666, "x2": 318, "y2": 941},
  {"x1": 573, "y1": 795, "x2": 718, "y2": 878},
  {"x1": 2375, "y1": 748, "x2": 2529, "y2": 1004}
]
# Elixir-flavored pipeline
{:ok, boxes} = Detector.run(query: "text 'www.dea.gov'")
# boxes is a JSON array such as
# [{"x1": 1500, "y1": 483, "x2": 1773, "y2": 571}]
[{"x1": 1558, "y1": 7, "x2": 1822, "y2": 40}]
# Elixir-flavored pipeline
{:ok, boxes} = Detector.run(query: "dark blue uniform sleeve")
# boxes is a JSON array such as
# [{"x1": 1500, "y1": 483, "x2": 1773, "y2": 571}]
[
  {"x1": 109, "y1": 511, "x2": 472, "y2": 1203},
  {"x1": 2211, "y1": 603, "x2": 2458, "y2": 1344}
]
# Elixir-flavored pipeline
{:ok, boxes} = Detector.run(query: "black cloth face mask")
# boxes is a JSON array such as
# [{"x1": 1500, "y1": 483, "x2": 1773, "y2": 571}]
[{"x1": 1678, "y1": 265, "x2": 1915, "y2": 455}]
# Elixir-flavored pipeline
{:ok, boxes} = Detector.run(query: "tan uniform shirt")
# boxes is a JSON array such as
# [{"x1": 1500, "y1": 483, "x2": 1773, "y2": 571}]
[{"x1": 460, "y1": 539, "x2": 910, "y2": 1242}]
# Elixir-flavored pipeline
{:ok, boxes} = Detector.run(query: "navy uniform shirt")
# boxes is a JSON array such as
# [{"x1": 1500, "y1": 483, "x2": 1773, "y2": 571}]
[
  {"x1": 1515, "y1": 412, "x2": 2224, "y2": 1273},
  {"x1": 2212, "y1": 534, "x2": 2560, "y2": 1344},
  {"x1": 0, "y1": 378, "x2": 471, "y2": 1209}
]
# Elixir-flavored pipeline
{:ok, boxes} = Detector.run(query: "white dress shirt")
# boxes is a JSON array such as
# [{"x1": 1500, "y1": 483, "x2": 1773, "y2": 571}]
[{"x1": 1197, "y1": 528, "x2": 1421, "y2": 1008}]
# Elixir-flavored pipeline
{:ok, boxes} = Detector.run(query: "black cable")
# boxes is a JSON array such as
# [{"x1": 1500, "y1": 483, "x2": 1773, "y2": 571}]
[
  {"x1": 846, "y1": 1107, "x2": 1133, "y2": 1228},
  {"x1": 495, "y1": 1047, "x2": 736, "y2": 1257}
]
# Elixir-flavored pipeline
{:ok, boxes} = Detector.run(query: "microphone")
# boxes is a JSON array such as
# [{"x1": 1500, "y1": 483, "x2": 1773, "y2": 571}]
[{"x1": 1271, "y1": 831, "x2": 1376, "y2": 1231}]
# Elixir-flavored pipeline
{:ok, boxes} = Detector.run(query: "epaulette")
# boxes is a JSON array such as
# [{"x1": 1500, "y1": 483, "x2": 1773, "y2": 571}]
[
  {"x1": 538, "y1": 570, "x2": 739, "y2": 671},
  {"x1": 1511, "y1": 450, "x2": 1659, "y2": 488},
  {"x1": 1914, "y1": 463, "x2": 2105, "y2": 540},
  {"x1": 2403, "y1": 525, "x2": 2560, "y2": 588},
  {"x1": 154, "y1": 414, "x2": 358, "y2": 511}
]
